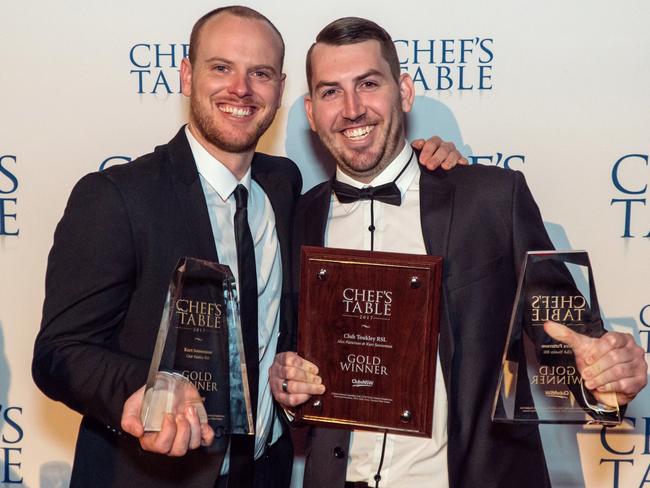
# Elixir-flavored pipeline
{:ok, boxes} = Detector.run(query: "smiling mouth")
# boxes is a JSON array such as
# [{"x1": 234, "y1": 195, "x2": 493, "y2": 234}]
[
  {"x1": 218, "y1": 104, "x2": 254, "y2": 118},
  {"x1": 342, "y1": 125, "x2": 374, "y2": 140}
]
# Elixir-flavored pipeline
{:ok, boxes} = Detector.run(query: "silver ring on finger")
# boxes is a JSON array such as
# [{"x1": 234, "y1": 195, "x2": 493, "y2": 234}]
[{"x1": 282, "y1": 379, "x2": 289, "y2": 393}]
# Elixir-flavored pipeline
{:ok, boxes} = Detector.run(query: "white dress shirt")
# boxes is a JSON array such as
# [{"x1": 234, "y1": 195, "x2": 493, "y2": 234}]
[
  {"x1": 325, "y1": 141, "x2": 450, "y2": 487},
  {"x1": 185, "y1": 126, "x2": 283, "y2": 474}
]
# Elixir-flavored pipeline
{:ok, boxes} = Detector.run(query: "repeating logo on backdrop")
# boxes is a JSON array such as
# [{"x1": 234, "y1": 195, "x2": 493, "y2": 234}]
[
  {"x1": 395, "y1": 37, "x2": 494, "y2": 91},
  {"x1": 596, "y1": 304, "x2": 650, "y2": 488},
  {"x1": 639, "y1": 304, "x2": 650, "y2": 353},
  {"x1": 0, "y1": 155, "x2": 18, "y2": 237},
  {"x1": 0, "y1": 405, "x2": 24, "y2": 484},
  {"x1": 100, "y1": 156, "x2": 132, "y2": 171},
  {"x1": 128, "y1": 38, "x2": 493, "y2": 94},
  {"x1": 129, "y1": 43, "x2": 188, "y2": 94},
  {"x1": 468, "y1": 152, "x2": 525, "y2": 170},
  {"x1": 599, "y1": 414, "x2": 650, "y2": 488},
  {"x1": 2, "y1": 323, "x2": 24, "y2": 484},
  {"x1": 610, "y1": 154, "x2": 649, "y2": 238}
]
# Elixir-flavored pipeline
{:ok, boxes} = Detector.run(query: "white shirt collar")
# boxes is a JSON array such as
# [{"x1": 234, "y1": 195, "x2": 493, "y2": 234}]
[
  {"x1": 334, "y1": 140, "x2": 417, "y2": 200},
  {"x1": 185, "y1": 125, "x2": 252, "y2": 201}
]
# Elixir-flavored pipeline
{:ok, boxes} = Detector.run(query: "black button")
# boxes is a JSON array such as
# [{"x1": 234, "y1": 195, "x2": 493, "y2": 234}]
[
  {"x1": 333, "y1": 446, "x2": 345, "y2": 459},
  {"x1": 368, "y1": 225, "x2": 375, "y2": 232}
]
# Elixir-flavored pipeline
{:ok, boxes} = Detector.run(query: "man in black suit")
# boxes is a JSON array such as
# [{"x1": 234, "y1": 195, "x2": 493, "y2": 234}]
[
  {"x1": 32, "y1": 7, "x2": 464, "y2": 488},
  {"x1": 32, "y1": 6, "x2": 299, "y2": 488},
  {"x1": 270, "y1": 17, "x2": 647, "y2": 488}
]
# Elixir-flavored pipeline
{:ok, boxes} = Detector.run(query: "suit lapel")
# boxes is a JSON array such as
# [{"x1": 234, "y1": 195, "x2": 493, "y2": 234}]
[
  {"x1": 305, "y1": 180, "x2": 332, "y2": 247},
  {"x1": 165, "y1": 127, "x2": 219, "y2": 262},
  {"x1": 419, "y1": 168, "x2": 455, "y2": 391}
]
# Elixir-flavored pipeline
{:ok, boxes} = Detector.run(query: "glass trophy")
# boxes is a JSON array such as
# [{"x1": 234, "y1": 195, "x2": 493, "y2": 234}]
[
  {"x1": 492, "y1": 250, "x2": 621, "y2": 425},
  {"x1": 140, "y1": 257, "x2": 254, "y2": 439}
]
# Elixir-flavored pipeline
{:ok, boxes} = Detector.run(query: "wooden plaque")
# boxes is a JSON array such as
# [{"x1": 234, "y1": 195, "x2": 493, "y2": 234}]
[{"x1": 296, "y1": 246, "x2": 442, "y2": 437}]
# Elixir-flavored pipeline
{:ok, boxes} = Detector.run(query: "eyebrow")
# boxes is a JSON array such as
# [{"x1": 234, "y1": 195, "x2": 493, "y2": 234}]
[
  {"x1": 313, "y1": 69, "x2": 385, "y2": 92},
  {"x1": 203, "y1": 56, "x2": 232, "y2": 65},
  {"x1": 203, "y1": 56, "x2": 279, "y2": 75}
]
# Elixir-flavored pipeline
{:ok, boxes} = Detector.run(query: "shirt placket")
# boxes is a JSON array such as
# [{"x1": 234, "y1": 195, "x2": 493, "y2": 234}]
[{"x1": 361, "y1": 198, "x2": 384, "y2": 252}]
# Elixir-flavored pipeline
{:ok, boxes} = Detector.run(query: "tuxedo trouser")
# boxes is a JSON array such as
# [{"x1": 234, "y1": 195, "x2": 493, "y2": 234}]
[{"x1": 215, "y1": 428, "x2": 293, "y2": 488}]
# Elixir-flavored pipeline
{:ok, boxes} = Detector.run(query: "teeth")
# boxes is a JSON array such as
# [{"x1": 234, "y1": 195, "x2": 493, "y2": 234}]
[
  {"x1": 343, "y1": 126, "x2": 374, "y2": 139},
  {"x1": 219, "y1": 105, "x2": 252, "y2": 117}
]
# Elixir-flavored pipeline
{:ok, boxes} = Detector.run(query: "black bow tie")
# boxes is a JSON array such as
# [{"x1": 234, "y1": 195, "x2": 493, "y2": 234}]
[{"x1": 331, "y1": 180, "x2": 402, "y2": 206}]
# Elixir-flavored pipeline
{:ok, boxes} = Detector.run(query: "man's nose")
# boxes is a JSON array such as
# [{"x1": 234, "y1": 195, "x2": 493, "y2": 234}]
[
  {"x1": 228, "y1": 71, "x2": 253, "y2": 98},
  {"x1": 342, "y1": 92, "x2": 366, "y2": 121}
]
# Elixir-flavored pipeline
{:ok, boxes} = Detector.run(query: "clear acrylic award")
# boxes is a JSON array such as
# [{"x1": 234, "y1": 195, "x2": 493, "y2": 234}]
[
  {"x1": 492, "y1": 251, "x2": 620, "y2": 425},
  {"x1": 140, "y1": 257, "x2": 254, "y2": 438}
]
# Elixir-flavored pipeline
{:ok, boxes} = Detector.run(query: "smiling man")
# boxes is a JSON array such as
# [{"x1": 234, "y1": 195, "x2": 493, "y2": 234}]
[
  {"x1": 32, "y1": 6, "x2": 465, "y2": 488},
  {"x1": 270, "y1": 17, "x2": 647, "y2": 488},
  {"x1": 34, "y1": 7, "x2": 298, "y2": 488},
  {"x1": 304, "y1": 33, "x2": 408, "y2": 183}
]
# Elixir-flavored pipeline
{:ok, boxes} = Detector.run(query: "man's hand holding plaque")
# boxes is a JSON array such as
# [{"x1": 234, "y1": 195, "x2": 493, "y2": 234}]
[
  {"x1": 544, "y1": 320, "x2": 647, "y2": 407},
  {"x1": 270, "y1": 352, "x2": 326, "y2": 409}
]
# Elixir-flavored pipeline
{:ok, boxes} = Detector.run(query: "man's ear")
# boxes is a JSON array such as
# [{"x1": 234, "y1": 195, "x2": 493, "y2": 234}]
[
  {"x1": 180, "y1": 57, "x2": 193, "y2": 97},
  {"x1": 304, "y1": 94, "x2": 317, "y2": 132},
  {"x1": 274, "y1": 73, "x2": 286, "y2": 109},
  {"x1": 398, "y1": 73, "x2": 415, "y2": 113}
]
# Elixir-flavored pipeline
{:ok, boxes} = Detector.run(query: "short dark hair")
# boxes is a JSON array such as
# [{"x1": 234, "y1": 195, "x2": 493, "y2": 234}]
[
  {"x1": 188, "y1": 6, "x2": 285, "y2": 69},
  {"x1": 306, "y1": 17, "x2": 401, "y2": 91}
]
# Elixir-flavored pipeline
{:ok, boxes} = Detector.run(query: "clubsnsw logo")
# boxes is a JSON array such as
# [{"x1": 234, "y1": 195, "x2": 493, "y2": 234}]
[
  {"x1": 352, "y1": 379, "x2": 374, "y2": 388},
  {"x1": 545, "y1": 389, "x2": 570, "y2": 400},
  {"x1": 610, "y1": 153, "x2": 649, "y2": 238},
  {"x1": 395, "y1": 37, "x2": 494, "y2": 91},
  {"x1": 129, "y1": 43, "x2": 189, "y2": 94}
]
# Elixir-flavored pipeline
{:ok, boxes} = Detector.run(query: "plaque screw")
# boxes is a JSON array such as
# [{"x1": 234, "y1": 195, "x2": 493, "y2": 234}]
[
  {"x1": 410, "y1": 276, "x2": 421, "y2": 289},
  {"x1": 313, "y1": 399, "x2": 322, "y2": 409},
  {"x1": 317, "y1": 268, "x2": 328, "y2": 281},
  {"x1": 400, "y1": 410, "x2": 412, "y2": 423}
]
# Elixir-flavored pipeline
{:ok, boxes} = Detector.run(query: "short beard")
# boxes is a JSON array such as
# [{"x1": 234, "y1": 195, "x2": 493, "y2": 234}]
[
  {"x1": 335, "y1": 143, "x2": 389, "y2": 180},
  {"x1": 190, "y1": 96, "x2": 276, "y2": 153},
  {"x1": 329, "y1": 116, "x2": 404, "y2": 181}
]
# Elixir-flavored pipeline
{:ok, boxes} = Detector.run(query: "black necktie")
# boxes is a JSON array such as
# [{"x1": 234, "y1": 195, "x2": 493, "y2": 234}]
[
  {"x1": 331, "y1": 180, "x2": 402, "y2": 206},
  {"x1": 228, "y1": 184, "x2": 257, "y2": 488}
]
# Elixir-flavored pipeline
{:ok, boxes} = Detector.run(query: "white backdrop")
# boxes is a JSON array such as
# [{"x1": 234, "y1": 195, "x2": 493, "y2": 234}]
[{"x1": 1, "y1": 1, "x2": 649, "y2": 486}]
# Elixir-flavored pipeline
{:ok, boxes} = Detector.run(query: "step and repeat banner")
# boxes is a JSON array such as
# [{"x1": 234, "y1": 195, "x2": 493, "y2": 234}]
[{"x1": 1, "y1": 1, "x2": 648, "y2": 486}]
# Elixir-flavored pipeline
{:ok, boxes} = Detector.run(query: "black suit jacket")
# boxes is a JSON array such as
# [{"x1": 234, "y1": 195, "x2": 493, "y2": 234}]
[
  {"x1": 32, "y1": 128, "x2": 301, "y2": 487},
  {"x1": 294, "y1": 164, "x2": 553, "y2": 488}
]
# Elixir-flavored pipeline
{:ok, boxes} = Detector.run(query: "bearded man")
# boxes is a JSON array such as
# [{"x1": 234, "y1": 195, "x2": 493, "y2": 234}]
[{"x1": 32, "y1": 6, "x2": 464, "y2": 488}]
